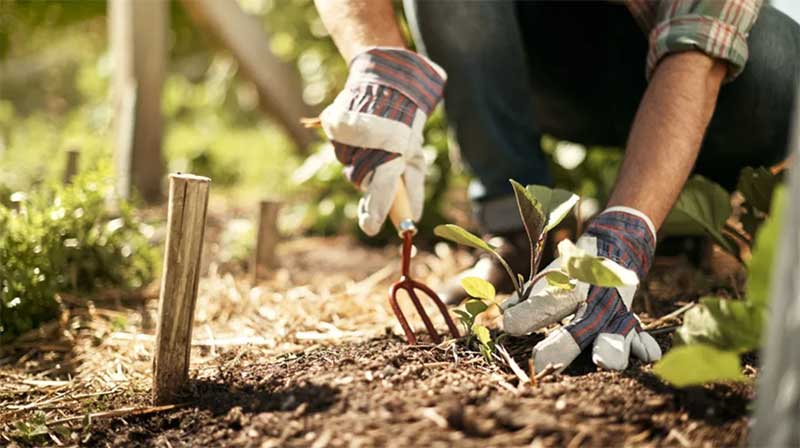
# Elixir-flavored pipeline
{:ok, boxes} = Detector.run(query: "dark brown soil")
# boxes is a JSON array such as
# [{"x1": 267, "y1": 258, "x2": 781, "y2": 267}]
[{"x1": 89, "y1": 334, "x2": 754, "y2": 447}]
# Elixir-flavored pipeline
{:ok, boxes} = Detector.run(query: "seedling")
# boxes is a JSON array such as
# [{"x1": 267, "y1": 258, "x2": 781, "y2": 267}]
[
  {"x1": 435, "y1": 180, "x2": 637, "y2": 302},
  {"x1": 437, "y1": 180, "x2": 640, "y2": 359},
  {"x1": 452, "y1": 276, "x2": 498, "y2": 361}
]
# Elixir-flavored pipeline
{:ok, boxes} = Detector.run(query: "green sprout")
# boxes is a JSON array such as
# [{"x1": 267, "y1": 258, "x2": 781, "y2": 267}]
[
  {"x1": 437, "y1": 179, "x2": 640, "y2": 361},
  {"x1": 452, "y1": 276, "x2": 498, "y2": 362}
]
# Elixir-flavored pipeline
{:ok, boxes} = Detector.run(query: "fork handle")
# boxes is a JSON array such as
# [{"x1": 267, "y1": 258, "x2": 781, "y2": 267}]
[{"x1": 388, "y1": 178, "x2": 416, "y2": 235}]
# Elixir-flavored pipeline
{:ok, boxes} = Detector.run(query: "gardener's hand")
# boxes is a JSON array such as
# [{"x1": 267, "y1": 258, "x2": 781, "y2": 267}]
[
  {"x1": 319, "y1": 48, "x2": 446, "y2": 236},
  {"x1": 502, "y1": 208, "x2": 662, "y2": 373}
]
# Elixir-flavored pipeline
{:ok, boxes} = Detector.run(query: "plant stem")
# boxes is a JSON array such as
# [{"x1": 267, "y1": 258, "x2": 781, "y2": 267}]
[
  {"x1": 492, "y1": 252, "x2": 522, "y2": 296},
  {"x1": 528, "y1": 268, "x2": 564, "y2": 291},
  {"x1": 530, "y1": 231, "x2": 548, "y2": 282}
]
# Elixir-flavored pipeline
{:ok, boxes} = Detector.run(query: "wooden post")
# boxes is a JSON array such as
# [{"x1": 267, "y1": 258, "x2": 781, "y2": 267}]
[
  {"x1": 180, "y1": 0, "x2": 315, "y2": 154},
  {"x1": 252, "y1": 200, "x2": 281, "y2": 283},
  {"x1": 152, "y1": 174, "x2": 211, "y2": 404},
  {"x1": 750, "y1": 101, "x2": 800, "y2": 445},
  {"x1": 109, "y1": 0, "x2": 167, "y2": 203},
  {"x1": 63, "y1": 148, "x2": 80, "y2": 185}
]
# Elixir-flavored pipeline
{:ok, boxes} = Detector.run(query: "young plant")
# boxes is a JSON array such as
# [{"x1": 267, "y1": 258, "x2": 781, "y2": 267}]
[
  {"x1": 435, "y1": 179, "x2": 635, "y2": 303},
  {"x1": 436, "y1": 179, "x2": 641, "y2": 359},
  {"x1": 662, "y1": 169, "x2": 781, "y2": 262},
  {"x1": 653, "y1": 186, "x2": 784, "y2": 387},
  {"x1": 452, "y1": 276, "x2": 498, "y2": 361}
]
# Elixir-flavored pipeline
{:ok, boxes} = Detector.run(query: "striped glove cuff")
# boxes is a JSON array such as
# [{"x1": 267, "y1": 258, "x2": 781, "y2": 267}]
[
  {"x1": 584, "y1": 208, "x2": 656, "y2": 280},
  {"x1": 347, "y1": 47, "x2": 446, "y2": 115}
]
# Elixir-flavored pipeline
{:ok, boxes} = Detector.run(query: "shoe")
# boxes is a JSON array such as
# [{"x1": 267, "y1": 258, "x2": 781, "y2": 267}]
[{"x1": 438, "y1": 230, "x2": 532, "y2": 306}]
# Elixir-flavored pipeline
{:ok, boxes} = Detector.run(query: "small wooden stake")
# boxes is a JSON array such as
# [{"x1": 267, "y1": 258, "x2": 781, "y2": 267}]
[
  {"x1": 152, "y1": 174, "x2": 210, "y2": 404},
  {"x1": 253, "y1": 200, "x2": 281, "y2": 283},
  {"x1": 63, "y1": 148, "x2": 80, "y2": 185}
]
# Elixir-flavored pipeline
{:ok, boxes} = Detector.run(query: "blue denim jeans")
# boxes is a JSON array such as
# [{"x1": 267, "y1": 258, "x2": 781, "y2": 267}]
[{"x1": 404, "y1": 1, "x2": 799, "y2": 233}]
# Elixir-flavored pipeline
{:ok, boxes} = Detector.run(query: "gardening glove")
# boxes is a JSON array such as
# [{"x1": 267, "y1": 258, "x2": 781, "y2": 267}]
[
  {"x1": 502, "y1": 207, "x2": 662, "y2": 373},
  {"x1": 319, "y1": 47, "x2": 446, "y2": 236}
]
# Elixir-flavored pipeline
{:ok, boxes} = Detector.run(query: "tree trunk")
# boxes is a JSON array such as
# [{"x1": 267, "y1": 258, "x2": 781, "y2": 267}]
[
  {"x1": 108, "y1": 0, "x2": 167, "y2": 203},
  {"x1": 180, "y1": 0, "x2": 316, "y2": 154}
]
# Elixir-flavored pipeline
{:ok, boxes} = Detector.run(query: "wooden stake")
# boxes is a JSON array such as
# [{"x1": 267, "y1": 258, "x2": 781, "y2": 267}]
[
  {"x1": 253, "y1": 200, "x2": 281, "y2": 283},
  {"x1": 63, "y1": 148, "x2": 80, "y2": 185},
  {"x1": 152, "y1": 174, "x2": 210, "y2": 404},
  {"x1": 109, "y1": 0, "x2": 167, "y2": 203}
]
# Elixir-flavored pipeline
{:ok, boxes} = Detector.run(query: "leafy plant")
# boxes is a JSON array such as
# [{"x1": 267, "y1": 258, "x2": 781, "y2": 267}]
[
  {"x1": 452, "y1": 277, "x2": 497, "y2": 361},
  {"x1": 437, "y1": 180, "x2": 641, "y2": 359},
  {"x1": 662, "y1": 175, "x2": 737, "y2": 255},
  {"x1": 435, "y1": 180, "x2": 637, "y2": 301},
  {"x1": 13, "y1": 411, "x2": 50, "y2": 441},
  {"x1": 0, "y1": 168, "x2": 159, "y2": 342},
  {"x1": 662, "y1": 170, "x2": 781, "y2": 262},
  {"x1": 654, "y1": 185, "x2": 785, "y2": 387}
]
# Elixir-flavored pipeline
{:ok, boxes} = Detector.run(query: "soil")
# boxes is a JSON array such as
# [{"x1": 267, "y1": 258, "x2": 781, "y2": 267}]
[
  {"x1": 89, "y1": 334, "x2": 754, "y2": 447},
  {"x1": 2, "y1": 204, "x2": 756, "y2": 447}
]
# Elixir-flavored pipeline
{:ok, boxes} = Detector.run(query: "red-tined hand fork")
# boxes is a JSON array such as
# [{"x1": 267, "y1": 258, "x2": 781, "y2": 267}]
[{"x1": 387, "y1": 180, "x2": 460, "y2": 345}]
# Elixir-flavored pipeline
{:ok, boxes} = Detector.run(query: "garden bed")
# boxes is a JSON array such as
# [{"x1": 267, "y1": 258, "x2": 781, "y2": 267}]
[
  {"x1": 89, "y1": 335, "x2": 754, "y2": 447},
  {"x1": 1, "y1": 206, "x2": 754, "y2": 447}
]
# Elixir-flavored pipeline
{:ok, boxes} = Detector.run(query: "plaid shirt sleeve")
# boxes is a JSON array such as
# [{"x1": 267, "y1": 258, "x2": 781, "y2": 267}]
[{"x1": 626, "y1": 0, "x2": 763, "y2": 82}]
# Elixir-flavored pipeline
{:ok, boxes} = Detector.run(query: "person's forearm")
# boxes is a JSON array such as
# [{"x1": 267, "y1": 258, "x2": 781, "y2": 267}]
[
  {"x1": 607, "y1": 52, "x2": 727, "y2": 229},
  {"x1": 315, "y1": 0, "x2": 406, "y2": 63}
]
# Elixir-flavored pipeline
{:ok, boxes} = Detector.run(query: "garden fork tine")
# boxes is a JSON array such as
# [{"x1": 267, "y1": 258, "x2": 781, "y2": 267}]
[{"x1": 388, "y1": 180, "x2": 460, "y2": 345}]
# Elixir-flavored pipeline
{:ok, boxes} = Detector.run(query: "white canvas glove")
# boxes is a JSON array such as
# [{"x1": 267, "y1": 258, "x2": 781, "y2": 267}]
[
  {"x1": 502, "y1": 207, "x2": 662, "y2": 373},
  {"x1": 319, "y1": 47, "x2": 446, "y2": 236}
]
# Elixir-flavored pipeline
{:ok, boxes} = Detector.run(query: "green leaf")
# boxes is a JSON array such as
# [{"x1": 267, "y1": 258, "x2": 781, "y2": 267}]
[
  {"x1": 558, "y1": 239, "x2": 639, "y2": 287},
  {"x1": 461, "y1": 276, "x2": 496, "y2": 301},
  {"x1": 544, "y1": 270, "x2": 574, "y2": 289},
  {"x1": 737, "y1": 166, "x2": 777, "y2": 214},
  {"x1": 435, "y1": 224, "x2": 520, "y2": 295},
  {"x1": 747, "y1": 186, "x2": 785, "y2": 308},
  {"x1": 662, "y1": 175, "x2": 735, "y2": 254},
  {"x1": 434, "y1": 224, "x2": 496, "y2": 253},
  {"x1": 14, "y1": 411, "x2": 49, "y2": 438},
  {"x1": 510, "y1": 180, "x2": 545, "y2": 278},
  {"x1": 653, "y1": 344, "x2": 745, "y2": 387},
  {"x1": 465, "y1": 299, "x2": 488, "y2": 317},
  {"x1": 472, "y1": 324, "x2": 491, "y2": 345},
  {"x1": 675, "y1": 297, "x2": 763, "y2": 353},
  {"x1": 525, "y1": 185, "x2": 580, "y2": 231}
]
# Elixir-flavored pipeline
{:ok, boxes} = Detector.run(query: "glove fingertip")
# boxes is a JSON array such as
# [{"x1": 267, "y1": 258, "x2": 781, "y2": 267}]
[
  {"x1": 359, "y1": 216, "x2": 380, "y2": 237},
  {"x1": 636, "y1": 331, "x2": 663, "y2": 362},
  {"x1": 531, "y1": 328, "x2": 581, "y2": 374}
]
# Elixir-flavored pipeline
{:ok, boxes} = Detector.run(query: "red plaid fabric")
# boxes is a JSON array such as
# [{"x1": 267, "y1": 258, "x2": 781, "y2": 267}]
[{"x1": 625, "y1": 0, "x2": 763, "y2": 81}]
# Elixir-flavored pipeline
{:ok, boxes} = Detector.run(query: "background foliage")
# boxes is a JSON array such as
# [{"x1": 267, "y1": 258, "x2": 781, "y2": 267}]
[{"x1": 0, "y1": 168, "x2": 158, "y2": 342}]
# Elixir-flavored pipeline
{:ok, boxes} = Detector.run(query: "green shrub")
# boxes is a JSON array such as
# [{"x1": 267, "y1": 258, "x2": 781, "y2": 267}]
[{"x1": 0, "y1": 168, "x2": 158, "y2": 342}]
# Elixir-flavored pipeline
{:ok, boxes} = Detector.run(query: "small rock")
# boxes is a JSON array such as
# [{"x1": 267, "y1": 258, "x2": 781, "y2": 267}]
[
  {"x1": 225, "y1": 406, "x2": 246, "y2": 429},
  {"x1": 381, "y1": 365, "x2": 398, "y2": 378},
  {"x1": 555, "y1": 398, "x2": 567, "y2": 411}
]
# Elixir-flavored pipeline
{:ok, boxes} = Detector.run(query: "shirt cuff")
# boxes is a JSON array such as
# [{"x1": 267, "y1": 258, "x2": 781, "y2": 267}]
[{"x1": 646, "y1": 15, "x2": 750, "y2": 82}]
